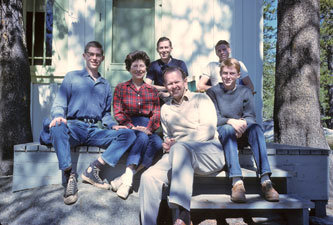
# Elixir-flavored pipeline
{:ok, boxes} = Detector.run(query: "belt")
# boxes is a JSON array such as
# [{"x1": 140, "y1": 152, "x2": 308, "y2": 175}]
[{"x1": 77, "y1": 118, "x2": 98, "y2": 124}]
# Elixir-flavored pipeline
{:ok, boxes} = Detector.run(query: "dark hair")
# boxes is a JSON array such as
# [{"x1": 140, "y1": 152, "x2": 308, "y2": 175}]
[
  {"x1": 162, "y1": 66, "x2": 187, "y2": 83},
  {"x1": 124, "y1": 50, "x2": 150, "y2": 71},
  {"x1": 220, "y1": 58, "x2": 240, "y2": 73},
  {"x1": 157, "y1": 37, "x2": 172, "y2": 48},
  {"x1": 84, "y1": 41, "x2": 104, "y2": 55},
  {"x1": 215, "y1": 40, "x2": 230, "y2": 50}
]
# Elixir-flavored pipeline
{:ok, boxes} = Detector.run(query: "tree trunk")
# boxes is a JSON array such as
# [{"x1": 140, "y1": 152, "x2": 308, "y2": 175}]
[
  {"x1": 274, "y1": 0, "x2": 328, "y2": 149},
  {"x1": 0, "y1": 0, "x2": 32, "y2": 167}
]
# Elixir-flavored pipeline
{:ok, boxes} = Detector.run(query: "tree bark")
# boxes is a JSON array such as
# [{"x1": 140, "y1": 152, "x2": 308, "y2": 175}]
[
  {"x1": 0, "y1": 0, "x2": 32, "y2": 164},
  {"x1": 274, "y1": 0, "x2": 329, "y2": 149}
]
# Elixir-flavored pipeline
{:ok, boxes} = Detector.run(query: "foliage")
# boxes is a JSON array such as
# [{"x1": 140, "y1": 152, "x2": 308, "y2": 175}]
[
  {"x1": 263, "y1": 0, "x2": 277, "y2": 120},
  {"x1": 319, "y1": 0, "x2": 333, "y2": 124}
]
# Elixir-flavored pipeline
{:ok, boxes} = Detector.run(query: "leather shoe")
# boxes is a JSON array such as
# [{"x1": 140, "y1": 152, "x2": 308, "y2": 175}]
[
  {"x1": 174, "y1": 219, "x2": 186, "y2": 225},
  {"x1": 174, "y1": 218, "x2": 193, "y2": 225},
  {"x1": 262, "y1": 181, "x2": 279, "y2": 202},
  {"x1": 231, "y1": 182, "x2": 247, "y2": 203}
]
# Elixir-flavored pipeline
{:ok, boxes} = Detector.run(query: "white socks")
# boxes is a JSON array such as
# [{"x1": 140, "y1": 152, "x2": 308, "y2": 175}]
[
  {"x1": 260, "y1": 174, "x2": 271, "y2": 185},
  {"x1": 232, "y1": 177, "x2": 243, "y2": 186},
  {"x1": 232, "y1": 175, "x2": 271, "y2": 186},
  {"x1": 121, "y1": 167, "x2": 135, "y2": 186}
]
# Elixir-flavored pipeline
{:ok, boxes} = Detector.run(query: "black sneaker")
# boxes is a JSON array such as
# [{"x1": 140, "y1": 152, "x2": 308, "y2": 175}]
[
  {"x1": 64, "y1": 173, "x2": 78, "y2": 205},
  {"x1": 81, "y1": 164, "x2": 110, "y2": 190}
]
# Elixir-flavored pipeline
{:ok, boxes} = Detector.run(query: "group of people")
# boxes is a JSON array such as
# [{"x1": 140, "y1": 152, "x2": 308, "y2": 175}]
[{"x1": 45, "y1": 37, "x2": 279, "y2": 225}]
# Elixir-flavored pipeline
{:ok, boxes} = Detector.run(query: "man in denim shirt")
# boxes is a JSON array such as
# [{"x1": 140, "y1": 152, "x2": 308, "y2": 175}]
[{"x1": 49, "y1": 41, "x2": 136, "y2": 205}]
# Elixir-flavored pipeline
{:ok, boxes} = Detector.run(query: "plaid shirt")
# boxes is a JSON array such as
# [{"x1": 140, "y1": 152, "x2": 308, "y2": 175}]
[{"x1": 113, "y1": 80, "x2": 160, "y2": 132}]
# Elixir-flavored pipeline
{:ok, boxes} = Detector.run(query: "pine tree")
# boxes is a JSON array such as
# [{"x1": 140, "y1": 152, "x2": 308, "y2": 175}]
[
  {"x1": 0, "y1": 0, "x2": 32, "y2": 173},
  {"x1": 274, "y1": 0, "x2": 328, "y2": 149}
]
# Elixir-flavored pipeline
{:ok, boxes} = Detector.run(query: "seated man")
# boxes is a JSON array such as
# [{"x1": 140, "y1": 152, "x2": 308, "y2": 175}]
[
  {"x1": 206, "y1": 58, "x2": 279, "y2": 203},
  {"x1": 139, "y1": 67, "x2": 225, "y2": 225},
  {"x1": 197, "y1": 40, "x2": 254, "y2": 93},
  {"x1": 145, "y1": 37, "x2": 188, "y2": 104},
  {"x1": 49, "y1": 41, "x2": 136, "y2": 205}
]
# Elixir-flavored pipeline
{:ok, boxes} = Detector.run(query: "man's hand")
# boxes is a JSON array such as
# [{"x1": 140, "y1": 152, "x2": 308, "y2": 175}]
[
  {"x1": 227, "y1": 119, "x2": 247, "y2": 138},
  {"x1": 132, "y1": 126, "x2": 152, "y2": 135},
  {"x1": 49, "y1": 117, "x2": 67, "y2": 128},
  {"x1": 162, "y1": 137, "x2": 176, "y2": 153},
  {"x1": 112, "y1": 125, "x2": 128, "y2": 130},
  {"x1": 158, "y1": 91, "x2": 170, "y2": 98}
]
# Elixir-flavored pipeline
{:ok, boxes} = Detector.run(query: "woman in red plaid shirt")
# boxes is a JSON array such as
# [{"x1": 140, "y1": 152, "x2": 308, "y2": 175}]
[{"x1": 111, "y1": 50, "x2": 163, "y2": 199}]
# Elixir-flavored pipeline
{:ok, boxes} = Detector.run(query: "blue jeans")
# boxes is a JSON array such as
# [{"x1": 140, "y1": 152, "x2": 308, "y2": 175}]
[
  {"x1": 127, "y1": 116, "x2": 163, "y2": 167},
  {"x1": 50, "y1": 120, "x2": 136, "y2": 170},
  {"x1": 217, "y1": 123, "x2": 271, "y2": 178}
]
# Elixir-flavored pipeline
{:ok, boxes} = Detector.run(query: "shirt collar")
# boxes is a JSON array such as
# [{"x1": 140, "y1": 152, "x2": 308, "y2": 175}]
[
  {"x1": 171, "y1": 89, "x2": 191, "y2": 105},
  {"x1": 158, "y1": 56, "x2": 173, "y2": 66},
  {"x1": 126, "y1": 79, "x2": 153, "y2": 90},
  {"x1": 82, "y1": 68, "x2": 105, "y2": 83}
]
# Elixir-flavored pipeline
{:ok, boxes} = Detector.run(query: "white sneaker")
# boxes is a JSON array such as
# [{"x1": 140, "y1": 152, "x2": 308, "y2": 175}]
[
  {"x1": 110, "y1": 176, "x2": 123, "y2": 192},
  {"x1": 117, "y1": 184, "x2": 131, "y2": 199}
]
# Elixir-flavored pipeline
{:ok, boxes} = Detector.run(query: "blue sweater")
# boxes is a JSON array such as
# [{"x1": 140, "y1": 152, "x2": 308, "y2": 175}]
[{"x1": 206, "y1": 84, "x2": 256, "y2": 127}]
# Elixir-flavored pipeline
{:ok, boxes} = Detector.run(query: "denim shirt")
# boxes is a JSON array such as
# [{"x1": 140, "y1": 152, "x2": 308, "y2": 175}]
[{"x1": 51, "y1": 69, "x2": 116, "y2": 128}]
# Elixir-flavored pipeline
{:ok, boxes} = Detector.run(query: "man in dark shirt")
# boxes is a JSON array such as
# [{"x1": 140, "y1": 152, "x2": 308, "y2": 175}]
[
  {"x1": 206, "y1": 58, "x2": 279, "y2": 203},
  {"x1": 146, "y1": 37, "x2": 188, "y2": 103},
  {"x1": 49, "y1": 41, "x2": 136, "y2": 205}
]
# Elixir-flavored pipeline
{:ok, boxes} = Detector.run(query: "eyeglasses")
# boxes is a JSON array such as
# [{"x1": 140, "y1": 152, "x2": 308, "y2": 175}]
[{"x1": 85, "y1": 52, "x2": 103, "y2": 59}]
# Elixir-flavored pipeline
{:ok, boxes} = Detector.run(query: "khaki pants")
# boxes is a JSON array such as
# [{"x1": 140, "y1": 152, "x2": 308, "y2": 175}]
[{"x1": 139, "y1": 140, "x2": 225, "y2": 225}]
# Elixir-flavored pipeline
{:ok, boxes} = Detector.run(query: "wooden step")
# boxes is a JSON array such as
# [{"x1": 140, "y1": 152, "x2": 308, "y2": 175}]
[
  {"x1": 169, "y1": 194, "x2": 314, "y2": 225},
  {"x1": 189, "y1": 194, "x2": 313, "y2": 209},
  {"x1": 195, "y1": 167, "x2": 293, "y2": 178}
]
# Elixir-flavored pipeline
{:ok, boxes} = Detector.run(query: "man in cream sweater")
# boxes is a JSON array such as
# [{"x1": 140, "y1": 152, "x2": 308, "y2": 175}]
[{"x1": 139, "y1": 67, "x2": 225, "y2": 225}]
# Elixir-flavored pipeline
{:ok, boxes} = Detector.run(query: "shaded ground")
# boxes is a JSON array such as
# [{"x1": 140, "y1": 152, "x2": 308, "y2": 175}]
[{"x1": 1, "y1": 176, "x2": 332, "y2": 225}]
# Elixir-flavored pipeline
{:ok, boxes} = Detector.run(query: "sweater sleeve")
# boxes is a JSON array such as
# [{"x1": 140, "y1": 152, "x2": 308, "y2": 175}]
[
  {"x1": 193, "y1": 94, "x2": 217, "y2": 141},
  {"x1": 242, "y1": 88, "x2": 256, "y2": 126},
  {"x1": 206, "y1": 88, "x2": 226, "y2": 126},
  {"x1": 160, "y1": 105, "x2": 171, "y2": 140}
]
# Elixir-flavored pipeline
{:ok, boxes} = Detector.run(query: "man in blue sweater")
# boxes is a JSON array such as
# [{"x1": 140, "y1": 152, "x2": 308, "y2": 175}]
[{"x1": 206, "y1": 58, "x2": 279, "y2": 203}]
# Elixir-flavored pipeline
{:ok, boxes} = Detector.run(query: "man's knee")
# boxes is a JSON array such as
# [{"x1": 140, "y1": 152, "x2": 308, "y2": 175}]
[
  {"x1": 247, "y1": 123, "x2": 263, "y2": 134},
  {"x1": 135, "y1": 131, "x2": 149, "y2": 144},
  {"x1": 50, "y1": 122, "x2": 67, "y2": 138},
  {"x1": 217, "y1": 125, "x2": 235, "y2": 138}
]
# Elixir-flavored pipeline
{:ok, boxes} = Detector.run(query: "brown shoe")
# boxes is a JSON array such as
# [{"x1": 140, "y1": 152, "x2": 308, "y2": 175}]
[
  {"x1": 262, "y1": 181, "x2": 279, "y2": 202},
  {"x1": 231, "y1": 182, "x2": 247, "y2": 203},
  {"x1": 174, "y1": 219, "x2": 193, "y2": 225}
]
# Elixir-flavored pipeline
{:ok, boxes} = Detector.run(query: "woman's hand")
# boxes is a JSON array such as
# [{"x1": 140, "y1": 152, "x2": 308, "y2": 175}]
[
  {"x1": 132, "y1": 126, "x2": 152, "y2": 135},
  {"x1": 112, "y1": 125, "x2": 128, "y2": 130}
]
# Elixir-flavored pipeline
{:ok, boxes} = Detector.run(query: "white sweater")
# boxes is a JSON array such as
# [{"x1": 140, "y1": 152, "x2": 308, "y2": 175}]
[{"x1": 161, "y1": 91, "x2": 218, "y2": 142}]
